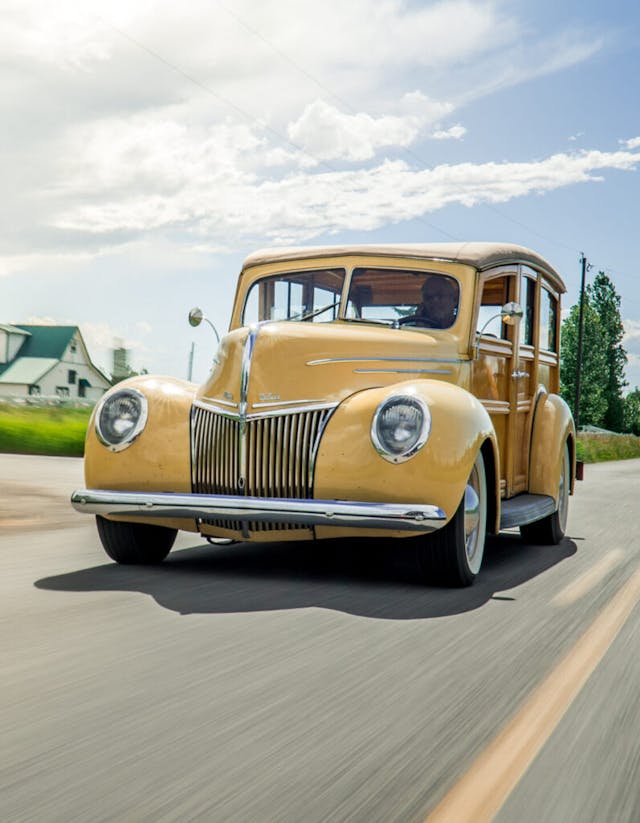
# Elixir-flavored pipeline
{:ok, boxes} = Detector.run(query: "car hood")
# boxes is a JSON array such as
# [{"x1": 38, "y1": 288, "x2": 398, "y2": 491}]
[{"x1": 196, "y1": 321, "x2": 463, "y2": 412}]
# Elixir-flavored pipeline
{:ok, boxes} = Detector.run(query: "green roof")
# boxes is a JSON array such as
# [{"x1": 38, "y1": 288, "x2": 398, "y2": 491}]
[
  {"x1": 15, "y1": 325, "x2": 77, "y2": 358},
  {"x1": 0, "y1": 357, "x2": 58, "y2": 384},
  {"x1": 0, "y1": 324, "x2": 30, "y2": 335}
]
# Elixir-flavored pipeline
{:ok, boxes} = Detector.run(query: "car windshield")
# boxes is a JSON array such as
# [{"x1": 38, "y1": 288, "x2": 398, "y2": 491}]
[
  {"x1": 242, "y1": 268, "x2": 345, "y2": 325},
  {"x1": 345, "y1": 268, "x2": 460, "y2": 330}
]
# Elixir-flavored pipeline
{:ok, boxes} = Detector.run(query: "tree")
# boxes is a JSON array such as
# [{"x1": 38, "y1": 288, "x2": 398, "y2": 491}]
[
  {"x1": 587, "y1": 271, "x2": 627, "y2": 431},
  {"x1": 560, "y1": 298, "x2": 608, "y2": 427},
  {"x1": 624, "y1": 388, "x2": 640, "y2": 436}
]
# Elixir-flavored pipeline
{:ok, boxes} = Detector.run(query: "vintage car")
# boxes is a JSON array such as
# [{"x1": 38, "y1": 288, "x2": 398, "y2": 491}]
[{"x1": 72, "y1": 242, "x2": 576, "y2": 586}]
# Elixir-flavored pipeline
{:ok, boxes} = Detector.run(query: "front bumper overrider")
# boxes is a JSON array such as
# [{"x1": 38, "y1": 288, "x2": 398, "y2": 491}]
[{"x1": 71, "y1": 489, "x2": 447, "y2": 532}]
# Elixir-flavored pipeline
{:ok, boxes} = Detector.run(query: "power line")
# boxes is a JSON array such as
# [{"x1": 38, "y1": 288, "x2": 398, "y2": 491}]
[{"x1": 95, "y1": 14, "x2": 458, "y2": 241}]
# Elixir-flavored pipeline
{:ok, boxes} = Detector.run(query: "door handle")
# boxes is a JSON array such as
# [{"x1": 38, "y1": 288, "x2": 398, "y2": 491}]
[{"x1": 512, "y1": 371, "x2": 529, "y2": 379}]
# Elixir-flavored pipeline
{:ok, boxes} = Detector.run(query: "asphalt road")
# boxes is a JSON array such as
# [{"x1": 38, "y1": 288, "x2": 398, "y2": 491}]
[{"x1": 2, "y1": 453, "x2": 639, "y2": 822}]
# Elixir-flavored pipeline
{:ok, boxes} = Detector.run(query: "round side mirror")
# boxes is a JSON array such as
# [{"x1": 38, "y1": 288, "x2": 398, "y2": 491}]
[
  {"x1": 501, "y1": 301, "x2": 523, "y2": 326},
  {"x1": 188, "y1": 307, "x2": 204, "y2": 328}
]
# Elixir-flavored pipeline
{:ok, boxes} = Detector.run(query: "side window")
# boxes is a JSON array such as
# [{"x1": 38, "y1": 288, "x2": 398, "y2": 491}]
[
  {"x1": 477, "y1": 275, "x2": 514, "y2": 339},
  {"x1": 540, "y1": 287, "x2": 558, "y2": 352},
  {"x1": 520, "y1": 276, "x2": 536, "y2": 347}
]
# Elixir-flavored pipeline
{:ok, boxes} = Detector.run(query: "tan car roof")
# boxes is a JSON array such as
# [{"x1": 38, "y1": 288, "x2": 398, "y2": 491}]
[{"x1": 242, "y1": 242, "x2": 566, "y2": 292}]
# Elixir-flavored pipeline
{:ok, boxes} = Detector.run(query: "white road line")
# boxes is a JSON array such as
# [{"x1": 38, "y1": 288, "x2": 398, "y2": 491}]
[{"x1": 552, "y1": 549, "x2": 625, "y2": 607}]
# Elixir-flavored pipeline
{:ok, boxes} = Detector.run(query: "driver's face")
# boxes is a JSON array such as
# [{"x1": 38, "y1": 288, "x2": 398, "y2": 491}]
[{"x1": 422, "y1": 280, "x2": 457, "y2": 308}]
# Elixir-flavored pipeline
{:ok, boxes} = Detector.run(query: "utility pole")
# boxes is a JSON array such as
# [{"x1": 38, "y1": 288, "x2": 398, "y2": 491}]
[
  {"x1": 574, "y1": 253, "x2": 588, "y2": 429},
  {"x1": 187, "y1": 341, "x2": 195, "y2": 382}
]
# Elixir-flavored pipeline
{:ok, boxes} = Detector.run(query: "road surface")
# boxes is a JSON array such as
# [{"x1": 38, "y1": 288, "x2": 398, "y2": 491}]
[{"x1": 1, "y1": 453, "x2": 639, "y2": 822}]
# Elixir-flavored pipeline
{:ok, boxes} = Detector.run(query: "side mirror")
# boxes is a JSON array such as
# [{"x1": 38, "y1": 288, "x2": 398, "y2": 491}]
[
  {"x1": 474, "y1": 301, "x2": 523, "y2": 358},
  {"x1": 188, "y1": 307, "x2": 204, "y2": 328},
  {"x1": 500, "y1": 301, "x2": 523, "y2": 326},
  {"x1": 188, "y1": 307, "x2": 220, "y2": 343}
]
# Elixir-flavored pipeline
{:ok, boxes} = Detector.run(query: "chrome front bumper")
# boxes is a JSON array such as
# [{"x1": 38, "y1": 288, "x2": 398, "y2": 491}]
[{"x1": 71, "y1": 490, "x2": 447, "y2": 533}]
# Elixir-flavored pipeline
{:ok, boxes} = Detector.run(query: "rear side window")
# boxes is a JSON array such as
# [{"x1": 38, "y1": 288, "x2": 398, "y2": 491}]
[
  {"x1": 520, "y1": 276, "x2": 536, "y2": 346},
  {"x1": 540, "y1": 288, "x2": 558, "y2": 352}
]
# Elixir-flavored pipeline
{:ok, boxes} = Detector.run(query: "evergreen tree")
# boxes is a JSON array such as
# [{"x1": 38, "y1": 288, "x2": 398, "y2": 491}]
[
  {"x1": 560, "y1": 298, "x2": 608, "y2": 427},
  {"x1": 587, "y1": 271, "x2": 627, "y2": 431},
  {"x1": 623, "y1": 388, "x2": 640, "y2": 436}
]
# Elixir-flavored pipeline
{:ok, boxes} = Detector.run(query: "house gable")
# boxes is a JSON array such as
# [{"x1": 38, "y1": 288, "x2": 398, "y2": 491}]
[{"x1": 0, "y1": 324, "x2": 111, "y2": 399}]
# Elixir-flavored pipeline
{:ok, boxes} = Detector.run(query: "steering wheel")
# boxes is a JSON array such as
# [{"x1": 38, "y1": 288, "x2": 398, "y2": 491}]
[{"x1": 397, "y1": 315, "x2": 431, "y2": 327}]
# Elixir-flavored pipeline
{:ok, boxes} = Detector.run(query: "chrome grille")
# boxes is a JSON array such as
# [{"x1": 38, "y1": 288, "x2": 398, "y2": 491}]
[{"x1": 191, "y1": 405, "x2": 334, "y2": 501}]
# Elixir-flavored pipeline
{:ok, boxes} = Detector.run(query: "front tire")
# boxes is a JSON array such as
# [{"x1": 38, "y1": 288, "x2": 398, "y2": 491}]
[
  {"x1": 96, "y1": 516, "x2": 177, "y2": 564},
  {"x1": 520, "y1": 442, "x2": 570, "y2": 545},
  {"x1": 417, "y1": 451, "x2": 487, "y2": 587}
]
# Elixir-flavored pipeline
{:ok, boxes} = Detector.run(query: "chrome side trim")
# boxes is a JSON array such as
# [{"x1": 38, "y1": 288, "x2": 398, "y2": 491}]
[
  {"x1": 354, "y1": 368, "x2": 453, "y2": 375},
  {"x1": 307, "y1": 356, "x2": 462, "y2": 366},
  {"x1": 211, "y1": 397, "x2": 239, "y2": 408},
  {"x1": 71, "y1": 489, "x2": 447, "y2": 533}
]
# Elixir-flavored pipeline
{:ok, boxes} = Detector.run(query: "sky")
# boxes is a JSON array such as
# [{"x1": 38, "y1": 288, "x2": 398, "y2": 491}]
[{"x1": 3, "y1": 0, "x2": 640, "y2": 386}]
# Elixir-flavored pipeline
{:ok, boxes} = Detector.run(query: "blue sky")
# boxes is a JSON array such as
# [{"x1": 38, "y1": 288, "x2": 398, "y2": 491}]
[{"x1": 3, "y1": 0, "x2": 639, "y2": 386}]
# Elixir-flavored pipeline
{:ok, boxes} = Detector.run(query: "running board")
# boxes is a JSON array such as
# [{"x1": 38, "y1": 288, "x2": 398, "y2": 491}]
[{"x1": 499, "y1": 494, "x2": 556, "y2": 530}]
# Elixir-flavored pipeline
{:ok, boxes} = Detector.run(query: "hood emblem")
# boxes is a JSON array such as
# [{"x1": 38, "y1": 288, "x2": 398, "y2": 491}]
[{"x1": 259, "y1": 392, "x2": 280, "y2": 402}]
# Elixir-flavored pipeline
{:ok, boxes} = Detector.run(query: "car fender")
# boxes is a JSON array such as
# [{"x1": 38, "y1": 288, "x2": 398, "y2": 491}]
[
  {"x1": 528, "y1": 391, "x2": 576, "y2": 501},
  {"x1": 84, "y1": 375, "x2": 198, "y2": 530},
  {"x1": 313, "y1": 379, "x2": 499, "y2": 533}
]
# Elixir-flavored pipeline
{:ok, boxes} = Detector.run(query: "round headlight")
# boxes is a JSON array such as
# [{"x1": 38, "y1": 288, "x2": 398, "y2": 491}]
[
  {"x1": 371, "y1": 395, "x2": 431, "y2": 463},
  {"x1": 96, "y1": 388, "x2": 148, "y2": 451}
]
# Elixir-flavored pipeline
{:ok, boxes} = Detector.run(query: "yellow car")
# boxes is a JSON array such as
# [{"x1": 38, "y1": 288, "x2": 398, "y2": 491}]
[{"x1": 72, "y1": 243, "x2": 576, "y2": 586}]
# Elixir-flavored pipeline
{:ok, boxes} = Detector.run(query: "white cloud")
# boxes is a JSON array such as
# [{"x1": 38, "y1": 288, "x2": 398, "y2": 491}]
[
  {"x1": 432, "y1": 125, "x2": 467, "y2": 141},
  {"x1": 0, "y1": 0, "x2": 613, "y2": 268},
  {"x1": 623, "y1": 319, "x2": 640, "y2": 346},
  {"x1": 620, "y1": 137, "x2": 640, "y2": 150},
  {"x1": 53, "y1": 146, "x2": 640, "y2": 244},
  {"x1": 286, "y1": 98, "x2": 448, "y2": 163}
]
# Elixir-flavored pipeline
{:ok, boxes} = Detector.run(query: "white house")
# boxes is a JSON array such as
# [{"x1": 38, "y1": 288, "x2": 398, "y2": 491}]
[{"x1": 0, "y1": 324, "x2": 111, "y2": 402}]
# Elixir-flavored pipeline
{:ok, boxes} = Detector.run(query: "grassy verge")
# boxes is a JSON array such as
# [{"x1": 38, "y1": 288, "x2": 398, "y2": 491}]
[
  {"x1": 577, "y1": 431, "x2": 640, "y2": 463},
  {"x1": 0, "y1": 405, "x2": 91, "y2": 457}
]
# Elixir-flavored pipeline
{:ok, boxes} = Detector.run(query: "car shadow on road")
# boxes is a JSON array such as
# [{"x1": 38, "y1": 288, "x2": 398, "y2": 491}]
[{"x1": 35, "y1": 532, "x2": 577, "y2": 620}]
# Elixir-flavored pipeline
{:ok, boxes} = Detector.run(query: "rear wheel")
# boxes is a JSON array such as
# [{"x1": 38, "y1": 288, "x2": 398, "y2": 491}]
[
  {"x1": 96, "y1": 516, "x2": 177, "y2": 564},
  {"x1": 417, "y1": 451, "x2": 487, "y2": 587},
  {"x1": 520, "y1": 442, "x2": 570, "y2": 545}
]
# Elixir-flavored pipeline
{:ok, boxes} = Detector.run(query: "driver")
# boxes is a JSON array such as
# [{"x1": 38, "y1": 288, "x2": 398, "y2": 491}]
[{"x1": 414, "y1": 276, "x2": 458, "y2": 328}]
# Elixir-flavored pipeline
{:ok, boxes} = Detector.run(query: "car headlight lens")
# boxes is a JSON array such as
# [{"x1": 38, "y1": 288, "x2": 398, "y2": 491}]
[
  {"x1": 371, "y1": 395, "x2": 431, "y2": 463},
  {"x1": 96, "y1": 388, "x2": 148, "y2": 451}
]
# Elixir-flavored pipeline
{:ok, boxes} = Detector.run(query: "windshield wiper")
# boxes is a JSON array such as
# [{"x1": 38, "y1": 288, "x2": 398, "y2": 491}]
[{"x1": 295, "y1": 301, "x2": 341, "y2": 322}]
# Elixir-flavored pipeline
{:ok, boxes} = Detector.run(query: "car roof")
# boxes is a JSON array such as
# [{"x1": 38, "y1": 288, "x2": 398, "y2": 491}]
[{"x1": 242, "y1": 242, "x2": 566, "y2": 293}]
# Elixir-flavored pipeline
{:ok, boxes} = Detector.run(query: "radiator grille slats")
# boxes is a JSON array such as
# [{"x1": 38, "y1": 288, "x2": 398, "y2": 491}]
[{"x1": 191, "y1": 405, "x2": 333, "y2": 507}]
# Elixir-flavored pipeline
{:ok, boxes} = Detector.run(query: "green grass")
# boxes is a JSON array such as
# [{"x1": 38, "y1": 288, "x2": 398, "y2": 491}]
[
  {"x1": 2, "y1": 403, "x2": 640, "y2": 463},
  {"x1": 577, "y1": 431, "x2": 640, "y2": 463},
  {"x1": 0, "y1": 405, "x2": 91, "y2": 457}
]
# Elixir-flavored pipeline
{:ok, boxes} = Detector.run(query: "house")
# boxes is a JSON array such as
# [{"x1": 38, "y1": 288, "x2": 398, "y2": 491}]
[{"x1": 0, "y1": 324, "x2": 111, "y2": 401}]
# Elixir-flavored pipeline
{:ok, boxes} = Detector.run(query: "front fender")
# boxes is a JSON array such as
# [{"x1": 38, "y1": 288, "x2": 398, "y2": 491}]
[
  {"x1": 313, "y1": 380, "x2": 498, "y2": 531},
  {"x1": 85, "y1": 375, "x2": 197, "y2": 511},
  {"x1": 529, "y1": 392, "x2": 576, "y2": 500}
]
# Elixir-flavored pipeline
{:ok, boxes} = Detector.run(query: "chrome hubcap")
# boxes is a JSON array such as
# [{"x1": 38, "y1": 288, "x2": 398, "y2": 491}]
[
  {"x1": 558, "y1": 447, "x2": 569, "y2": 531},
  {"x1": 464, "y1": 467, "x2": 481, "y2": 564}
]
